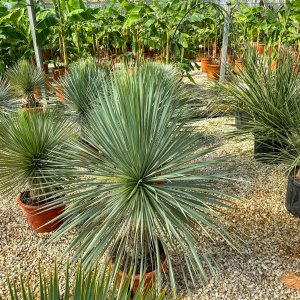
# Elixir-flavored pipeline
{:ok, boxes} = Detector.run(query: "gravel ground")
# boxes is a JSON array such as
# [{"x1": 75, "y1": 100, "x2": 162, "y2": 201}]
[{"x1": 1, "y1": 72, "x2": 300, "y2": 299}]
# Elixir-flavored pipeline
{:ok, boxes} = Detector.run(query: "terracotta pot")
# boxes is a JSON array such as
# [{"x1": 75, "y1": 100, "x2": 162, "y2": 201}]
[
  {"x1": 234, "y1": 60, "x2": 243, "y2": 74},
  {"x1": 17, "y1": 193, "x2": 64, "y2": 233},
  {"x1": 34, "y1": 89, "x2": 41, "y2": 99},
  {"x1": 118, "y1": 259, "x2": 168, "y2": 294},
  {"x1": 45, "y1": 75, "x2": 50, "y2": 91},
  {"x1": 43, "y1": 63, "x2": 49, "y2": 74},
  {"x1": 226, "y1": 54, "x2": 233, "y2": 64},
  {"x1": 154, "y1": 54, "x2": 162, "y2": 62},
  {"x1": 253, "y1": 42, "x2": 265, "y2": 54},
  {"x1": 52, "y1": 67, "x2": 66, "y2": 80},
  {"x1": 206, "y1": 63, "x2": 220, "y2": 81},
  {"x1": 201, "y1": 57, "x2": 212, "y2": 73},
  {"x1": 52, "y1": 83, "x2": 64, "y2": 101},
  {"x1": 42, "y1": 50, "x2": 52, "y2": 61},
  {"x1": 195, "y1": 57, "x2": 201, "y2": 62}
]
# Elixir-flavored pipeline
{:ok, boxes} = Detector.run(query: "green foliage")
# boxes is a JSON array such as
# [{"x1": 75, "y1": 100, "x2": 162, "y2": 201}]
[
  {"x1": 222, "y1": 47, "x2": 300, "y2": 163},
  {"x1": 0, "y1": 76, "x2": 12, "y2": 106},
  {"x1": 40, "y1": 64, "x2": 236, "y2": 294},
  {"x1": 6, "y1": 60, "x2": 45, "y2": 108},
  {"x1": 0, "y1": 110, "x2": 74, "y2": 201},
  {"x1": 58, "y1": 58, "x2": 110, "y2": 133},
  {"x1": 5, "y1": 262, "x2": 167, "y2": 300}
]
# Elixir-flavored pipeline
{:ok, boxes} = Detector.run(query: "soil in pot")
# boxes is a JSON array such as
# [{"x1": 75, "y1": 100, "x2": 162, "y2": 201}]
[
  {"x1": 111, "y1": 239, "x2": 167, "y2": 294},
  {"x1": 253, "y1": 136, "x2": 286, "y2": 164},
  {"x1": 18, "y1": 191, "x2": 64, "y2": 233},
  {"x1": 206, "y1": 63, "x2": 220, "y2": 81},
  {"x1": 286, "y1": 170, "x2": 300, "y2": 217},
  {"x1": 201, "y1": 57, "x2": 211, "y2": 73}
]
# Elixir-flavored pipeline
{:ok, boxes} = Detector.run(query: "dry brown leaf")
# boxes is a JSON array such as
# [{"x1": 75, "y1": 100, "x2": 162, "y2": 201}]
[{"x1": 280, "y1": 272, "x2": 300, "y2": 290}]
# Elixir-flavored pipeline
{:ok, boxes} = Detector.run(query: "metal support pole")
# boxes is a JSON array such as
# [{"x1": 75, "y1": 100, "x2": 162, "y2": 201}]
[
  {"x1": 26, "y1": 0, "x2": 43, "y2": 70},
  {"x1": 219, "y1": 0, "x2": 231, "y2": 82}
]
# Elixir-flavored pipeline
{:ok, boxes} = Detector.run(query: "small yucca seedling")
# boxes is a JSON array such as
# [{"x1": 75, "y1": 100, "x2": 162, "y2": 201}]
[{"x1": 4, "y1": 262, "x2": 167, "y2": 300}]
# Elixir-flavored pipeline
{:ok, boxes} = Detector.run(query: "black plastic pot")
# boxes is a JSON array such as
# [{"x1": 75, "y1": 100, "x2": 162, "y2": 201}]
[
  {"x1": 286, "y1": 175, "x2": 300, "y2": 217},
  {"x1": 253, "y1": 136, "x2": 286, "y2": 164},
  {"x1": 235, "y1": 110, "x2": 252, "y2": 130}
]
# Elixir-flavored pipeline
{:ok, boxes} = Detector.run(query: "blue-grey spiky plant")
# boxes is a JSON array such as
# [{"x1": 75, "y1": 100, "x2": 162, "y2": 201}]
[{"x1": 39, "y1": 63, "x2": 236, "y2": 294}]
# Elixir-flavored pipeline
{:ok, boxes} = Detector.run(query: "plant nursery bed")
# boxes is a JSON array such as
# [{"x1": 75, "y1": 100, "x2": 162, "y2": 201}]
[{"x1": 1, "y1": 74, "x2": 300, "y2": 299}]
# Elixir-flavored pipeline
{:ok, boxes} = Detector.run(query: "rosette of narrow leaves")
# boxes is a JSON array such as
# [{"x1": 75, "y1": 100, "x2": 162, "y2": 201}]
[
  {"x1": 41, "y1": 64, "x2": 236, "y2": 294},
  {"x1": 58, "y1": 59, "x2": 110, "y2": 135},
  {"x1": 0, "y1": 110, "x2": 74, "y2": 202},
  {"x1": 130, "y1": 63, "x2": 202, "y2": 121},
  {"x1": 223, "y1": 48, "x2": 300, "y2": 140},
  {"x1": 5, "y1": 262, "x2": 167, "y2": 300},
  {"x1": 6, "y1": 60, "x2": 45, "y2": 108}
]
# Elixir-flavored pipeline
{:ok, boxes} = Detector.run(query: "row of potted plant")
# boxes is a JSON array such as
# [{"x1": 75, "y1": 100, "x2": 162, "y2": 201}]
[
  {"x1": 1, "y1": 0, "x2": 299, "y2": 75},
  {"x1": 217, "y1": 47, "x2": 300, "y2": 217},
  {"x1": 0, "y1": 60, "x2": 237, "y2": 297}
]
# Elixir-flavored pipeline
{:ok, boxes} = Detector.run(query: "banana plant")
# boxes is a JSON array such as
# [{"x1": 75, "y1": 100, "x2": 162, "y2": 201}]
[{"x1": 0, "y1": 0, "x2": 33, "y2": 68}]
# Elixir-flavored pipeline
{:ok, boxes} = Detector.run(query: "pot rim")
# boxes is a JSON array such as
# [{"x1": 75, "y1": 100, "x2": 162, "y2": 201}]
[
  {"x1": 288, "y1": 173, "x2": 300, "y2": 187},
  {"x1": 17, "y1": 193, "x2": 63, "y2": 211},
  {"x1": 206, "y1": 63, "x2": 220, "y2": 67}
]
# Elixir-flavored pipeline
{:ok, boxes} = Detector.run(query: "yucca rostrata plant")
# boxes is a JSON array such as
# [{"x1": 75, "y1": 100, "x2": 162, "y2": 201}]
[
  {"x1": 6, "y1": 60, "x2": 45, "y2": 109},
  {"x1": 4, "y1": 262, "x2": 167, "y2": 300},
  {"x1": 39, "y1": 63, "x2": 237, "y2": 295},
  {"x1": 0, "y1": 110, "x2": 74, "y2": 232},
  {"x1": 222, "y1": 47, "x2": 300, "y2": 163},
  {"x1": 57, "y1": 59, "x2": 110, "y2": 136}
]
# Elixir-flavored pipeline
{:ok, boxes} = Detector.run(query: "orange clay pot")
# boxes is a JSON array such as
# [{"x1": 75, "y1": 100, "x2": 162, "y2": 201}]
[
  {"x1": 118, "y1": 259, "x2": 168, "y2": 294},
  {"x1": 201, "y1": 57, "x2": 212, "y2": 73},
  {"x1": 52, "y1": 83, "x2": 64, "y2": 101},
  {"x1": 206, "y1": 63, "x2": 220, "y2": 81},
  {"x1": 226, "y1": 54, "x2": 233, "y2": 64},
  {"x1": 34, "y1": 89, "x2": 41, "y2": 99},
  {"x1": 43, "y1": 63, "x2": 49, "y2": 74},
  {"x1": 52, "y1": 67, "x2": 66, "y2": 80},
  {"x1": 17, "y1": 193, "x2": 64, "y2": 233},
  {"x1": 253, "y1": 42, "x2": 265, "y2": 54},
  {"x1": 234, "y1": 60, "x2": 243, "y2": 74},
  {"x1": 154, "y1": 54, "x2": 162, "y2": 62}
]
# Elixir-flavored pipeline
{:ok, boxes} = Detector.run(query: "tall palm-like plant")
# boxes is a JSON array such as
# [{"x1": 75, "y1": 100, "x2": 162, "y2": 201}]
[
  {"x1": 5, "y1": 262, "x2": 167, "y2": 300},
  {"x1": 6, "y1": 60, "x2": 45, "y2": 108},
  {"x1": 58, "y1": 59, "x2": 110, "y2": 136},
  {"x1": 40, "y1": 64, "x2": 236, "y2": 294}
]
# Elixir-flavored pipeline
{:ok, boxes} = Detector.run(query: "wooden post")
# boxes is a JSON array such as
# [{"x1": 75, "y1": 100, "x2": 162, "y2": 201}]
[
  {"x1": 219, "y1": 0, "x2": 231, "y2": 82},
  {"x1": 26, "y1": 0, "x2": 43, "y2": 70}
]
